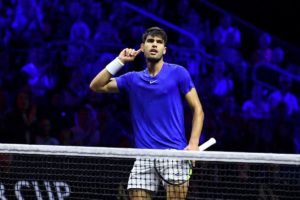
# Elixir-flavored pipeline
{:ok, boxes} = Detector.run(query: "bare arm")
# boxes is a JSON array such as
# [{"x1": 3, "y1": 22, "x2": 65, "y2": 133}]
[
  {"x1": 184, "y1": 88, "x2": 204, "y2": 151},
  {"x1": 89, "y1": 69, "x2": 119, "y2": 93},
  {"x1": 89, "y1": 48, "x2": 142, "y2": 93}
]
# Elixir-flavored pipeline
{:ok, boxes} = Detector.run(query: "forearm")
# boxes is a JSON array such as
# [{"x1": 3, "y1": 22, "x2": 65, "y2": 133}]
[
  {"x1": 90, "y1": 48, "x2": 141, "y2": 92},
  {"x1": 89, "y1": 68, "x2": 112, "y2": 91},
  {"x1": 188, "y1": 107, "x2": 204, "y2": 147},
  {"x1": 89, "y1": 57, "x2": 124, "y2": 91}
]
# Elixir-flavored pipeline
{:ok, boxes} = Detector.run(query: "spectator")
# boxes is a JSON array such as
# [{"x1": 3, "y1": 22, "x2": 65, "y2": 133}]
[
  {"x1": 217, "y1": 94, "x2": 243, "y2": 151},
  {"x1": 286, "y1": 63, "x2": 300, "y2": 76},
  {"x1": 58, "y1": 125, "x2": 73, "y2": 145},
  {"x1": 210, "y1": 60, "x2": 234, "y2": 98},
  {"x1": 166, "y1": 0, "x2": 191, "y2": 25},
  {"x1": 97, "y1": 108, "x2": 129, "y2": 147},
  {"x1": 293, "y1": 113, "x2": 300, "y2": 153},
  {"x1": 20, "y1": 46, "x2": 57, "y2": 97},
  {"x1": 0, "y1": 6, "x2": 13, "y2": 48},
  {"x1": 252, "y1": 33, "x2": 273, "y2": 65},
  {"x1": 270, "y1": 47, "x2": 285, "y2": 68},
  {"x1": 178, "y1": 8, "x2": 207, "y2": 47},
  {"x1": 83, "y1": 52, "x2": 115, "y2": 82},
  {"x1": 0, "y1": 88, "x2": 9, "y2": 117},
  {"x1": 64, "y1": 19, "x2": 92, "y2": 69},
  {"x1": 3, "y1": 88, "x2": 36, "y2": 144},
  {"x1": 212, "y1": 15, "x2": 245, "y2": 75},
  {"x1": 267, "y1": 75, "x2": 299, "y2": 116},
  {"x1": 62, "y1": 70, "x2": 88, "y2": 109},
  {"x1": 0, "y1": 88, "x2": 9, "y2": 142},
  {"x1": 38, "y1": 90, "x2": 74, "y2": 136},
  {"x1": 51, "y1": 1, "x2": 83, "y2": 40},
  {"x1": 84, "y1": 1, "x2": 104, "y2": 32},
  {"x1": 33, "y1": 117, "x2": 59, "y2": 145},
  {"x1": 144, "y1": 0, "x2": 165, "y2": 17},
  {"x1": 213, "y1": 15, "x2": 241, "y2": 50},
  {"x1": 69, "y1": 20, "x2": 90, "y2": 42},
  {"x1": 11, "y1": 0, "x2": 44, "y2": 44},
  {"x1": 242, "y1": 84, "x2": 270, "y2": 120},
  {"x1": 70, "y1": 104, "x2": 100, "y2": 146},
  {"x1": 241, "y1": 84, "x2": 272, "y2": 151},
  {"x1": 92, "y1": 21, "x2": 122, "y2": 52},
  {"x1": 268, "y1": 101, "x2": 295, "y2": 153}
]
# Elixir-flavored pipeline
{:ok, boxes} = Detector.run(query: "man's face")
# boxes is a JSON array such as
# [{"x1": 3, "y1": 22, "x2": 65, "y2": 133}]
[{"x1": 141, "y1": 35, "x2": 166, "y2": 62}]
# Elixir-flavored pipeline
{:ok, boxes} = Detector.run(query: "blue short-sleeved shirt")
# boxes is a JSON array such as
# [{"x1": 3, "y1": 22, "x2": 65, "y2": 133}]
[{"x1": 116, "y1": 62, "x2": 194, "y2": 150}]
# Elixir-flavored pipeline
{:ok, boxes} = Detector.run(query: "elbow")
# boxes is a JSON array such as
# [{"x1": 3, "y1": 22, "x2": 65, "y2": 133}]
[
  {"x1": 200, "y1": 110, "x2": 205, "y2": 121},
  {"x1": 198, "y1": 108, "x2": 204, "y2": 119},
  {"x1": 89, "y1": 82, "x2": 106, "y2": 93},
  {"x1": 195, "y1": 106, "x2": 204, "y2": 121},
  {"x1": 89, "y1": 81, "x2": 102, "y2": 92},
  {"x1": 89, "y1": 82, "x2": 97, "y2": 91}
]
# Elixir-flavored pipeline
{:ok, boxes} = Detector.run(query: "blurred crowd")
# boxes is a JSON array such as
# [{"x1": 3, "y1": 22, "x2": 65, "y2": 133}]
[{"x1": 0, "y1": 0, "x2": 299, "y2": 153}]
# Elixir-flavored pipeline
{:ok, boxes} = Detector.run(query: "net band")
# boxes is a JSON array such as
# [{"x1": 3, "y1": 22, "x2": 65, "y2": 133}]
[{"x1": 0, "y1": 143, "x2": 299, "y2": 165}]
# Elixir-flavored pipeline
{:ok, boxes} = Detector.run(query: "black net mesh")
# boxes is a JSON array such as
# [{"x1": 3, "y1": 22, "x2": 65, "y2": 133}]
[{"x1": 0, "y1": 153, "x2": 300, "y2": 199}]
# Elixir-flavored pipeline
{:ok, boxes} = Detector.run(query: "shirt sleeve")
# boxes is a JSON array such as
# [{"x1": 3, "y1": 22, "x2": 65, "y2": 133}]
[
  {"x1": 115, "y1": 72, "x2": 134, "y2": 92},
  {"x1": 177, "y1": 66, "x2": 195, "y2": 95}
]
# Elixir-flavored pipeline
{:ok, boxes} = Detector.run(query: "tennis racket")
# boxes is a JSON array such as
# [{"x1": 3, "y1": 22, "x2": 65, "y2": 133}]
[{"x1": 154, "y1": 138, "x2": 216, "y2": 186}]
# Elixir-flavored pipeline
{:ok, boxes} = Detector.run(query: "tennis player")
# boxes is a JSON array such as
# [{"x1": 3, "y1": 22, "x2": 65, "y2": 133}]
[{"x1": 90, "y1": 27, "x2": 204, "y2": 200}]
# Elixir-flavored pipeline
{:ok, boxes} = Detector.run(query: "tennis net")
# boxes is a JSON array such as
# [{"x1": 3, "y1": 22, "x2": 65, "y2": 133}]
[{"x1": 0, "y1": 144, "x2": 299, "y2": 199}]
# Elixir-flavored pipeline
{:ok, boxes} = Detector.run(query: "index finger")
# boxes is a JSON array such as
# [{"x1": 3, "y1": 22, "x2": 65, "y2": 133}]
[{"x1": 134, "y1": 48, "x2": 142, "y2": 56}]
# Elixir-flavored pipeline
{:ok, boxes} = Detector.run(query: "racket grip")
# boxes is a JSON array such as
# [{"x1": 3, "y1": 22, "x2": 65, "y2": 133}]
[{"x1": 199, "y1": 138, "x2": 216, "y2": 151}]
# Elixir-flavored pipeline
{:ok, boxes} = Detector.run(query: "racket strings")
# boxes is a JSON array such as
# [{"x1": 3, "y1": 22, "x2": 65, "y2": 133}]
[{"x1": 154, "y1": 159, "x2": 192, "y2": 185}]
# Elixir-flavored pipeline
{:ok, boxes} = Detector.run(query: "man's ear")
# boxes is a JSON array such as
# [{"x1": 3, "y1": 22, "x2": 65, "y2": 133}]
[{"x1": 163, "y1": 46, "x2": 167, "y2": 55}]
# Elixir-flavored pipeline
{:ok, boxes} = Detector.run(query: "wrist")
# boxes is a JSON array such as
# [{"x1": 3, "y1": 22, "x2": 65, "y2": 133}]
[
  {"x1": 117, "y1": 57, "x2": 125, "y2": 65},
  {"x1": 188, "y1": 139, "x2": 199, "y2": 147},
  {"x1": 106, "y1": 57, "x2": 124, "y2": 75}
]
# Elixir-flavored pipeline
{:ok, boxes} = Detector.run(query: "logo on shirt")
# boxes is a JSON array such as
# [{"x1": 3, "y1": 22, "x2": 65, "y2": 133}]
[{"x1": 149, "y1": 80, "x2": 158, "y2": 84}]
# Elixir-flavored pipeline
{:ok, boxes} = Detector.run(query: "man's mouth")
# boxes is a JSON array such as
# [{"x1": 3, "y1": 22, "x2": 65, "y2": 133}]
[{"x1": 150, "y1": 49, "x2": 158, "y2": 54}]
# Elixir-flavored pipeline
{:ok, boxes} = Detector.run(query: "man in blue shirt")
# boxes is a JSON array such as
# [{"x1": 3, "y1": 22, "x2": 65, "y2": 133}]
[{"x1": 90, "y1": 27, "x2": 204, "y2": 200}]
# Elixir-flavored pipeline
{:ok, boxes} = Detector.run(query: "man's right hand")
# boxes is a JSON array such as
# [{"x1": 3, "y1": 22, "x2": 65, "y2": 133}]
[{"x1": 118, "y1": 48, "x2": 142, "y2": 64}]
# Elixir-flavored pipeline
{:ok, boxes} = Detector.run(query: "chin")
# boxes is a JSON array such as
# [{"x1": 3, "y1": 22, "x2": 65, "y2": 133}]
[{"x1": 146, "y1": 56, "x2": 162, "y2": 63}]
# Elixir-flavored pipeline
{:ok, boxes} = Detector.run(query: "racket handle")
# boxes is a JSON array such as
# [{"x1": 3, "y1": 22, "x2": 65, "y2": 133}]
[{"x1": 199, "y1": 138, "x2": 216, "y2": 151}]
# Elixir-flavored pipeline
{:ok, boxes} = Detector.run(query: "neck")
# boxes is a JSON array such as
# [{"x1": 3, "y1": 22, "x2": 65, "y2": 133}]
[{"x1": 147, "y1": 59, "x2": 164, "y2": 76}]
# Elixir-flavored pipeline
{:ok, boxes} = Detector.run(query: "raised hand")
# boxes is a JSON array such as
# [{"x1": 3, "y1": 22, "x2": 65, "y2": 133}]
[{"x1": 118, "y1": 48, "x2": 142, "y2": 64}]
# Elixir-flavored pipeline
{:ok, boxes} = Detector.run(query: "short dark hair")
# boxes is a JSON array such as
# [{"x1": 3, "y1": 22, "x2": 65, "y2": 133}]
[{"x1": 142, "y1": 27, "x2": 167, "y2": 45}]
